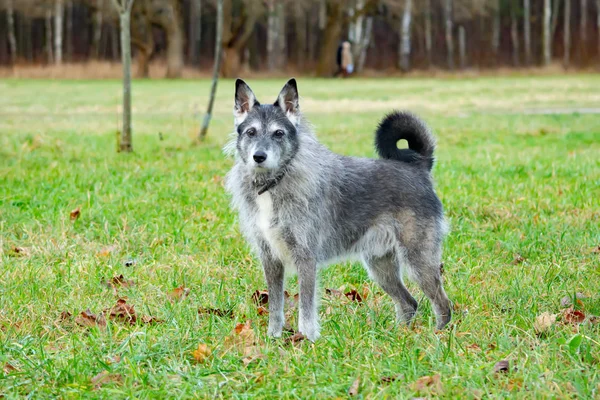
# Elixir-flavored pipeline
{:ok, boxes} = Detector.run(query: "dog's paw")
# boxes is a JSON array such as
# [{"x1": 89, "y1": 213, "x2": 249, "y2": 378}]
[{"x1": 298, "y1": 320, "x2": 320, "y2": 341}]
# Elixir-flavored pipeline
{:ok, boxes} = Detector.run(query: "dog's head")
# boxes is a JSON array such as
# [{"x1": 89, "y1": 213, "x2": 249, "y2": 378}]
[{"x1": 231, "y1": 79, "x2": 301, "y2": 175}]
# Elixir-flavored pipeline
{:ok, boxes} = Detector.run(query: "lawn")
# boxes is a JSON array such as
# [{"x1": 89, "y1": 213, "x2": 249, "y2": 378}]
[{"x1": 1, "y1": 75, "x2": 599, "y2": 398}]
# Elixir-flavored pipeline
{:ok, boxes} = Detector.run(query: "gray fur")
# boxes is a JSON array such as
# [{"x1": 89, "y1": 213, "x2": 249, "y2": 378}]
[{"x1": 225, "y1": 79, "x2": 452, "y2": 341}]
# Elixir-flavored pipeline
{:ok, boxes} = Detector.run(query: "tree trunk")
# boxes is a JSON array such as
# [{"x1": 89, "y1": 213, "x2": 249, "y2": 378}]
[
  {"x1": 399, "y1": 0, "x2": 412, "y2": 72},
  {"x1": 563, "y1": 0, "x2": 571, "y2": 67},
  {"x1": 188, "y1": 0, "x2": 201, "y2": 65},
  {"x1": 294, "y1": 1, "x2": 307, "y2": 69},
  {"x1": 597, "y1": 0, "x2": 600, "y2": 59},
  {"x1": 199, "y1": 0, "x2": 223, "y2": 140},
  {"x1": 425, "y1": 0, "x2": 432, "y2": 67},
  {"x1": 444, "y1": 0, "x2": 454, "y2": 70},
  {"x1": 110, "y1": 22, "x2": 119, "y2": 60},
  {"x1": 580, "y1": 0, "x2": 587, "y2": 61},
  {"x1": 222, "y1": 47, "x2": 241, "y2": 77},
  {"x1": 46, "y1": 9, "x2": 54, "y2": 64},
  {"x1": 357, "y1": 17, "x2": 373, "y2": 72},
  {"x1": 267, "y1": 0, "x2": 277, "y2": 70},
  {"x1": 165, "y1": 0, "x2": 184, "y2": 78},
  {"x1": 492, "y1": 0, "x2": 500, "y2": 64},
  {"x1": 6, "y1": 0, "x2": 17, "y2": 64},
  {"x1": 277, "y1": 2, "x2": 286, "y2": 69},
  {"x1": 543, "y1": 0, "x2": 551, "y2": 65},
  {"x1": 511, "y1": 3, "x2": 520, "y2": 66},
  {"x1": 115, "y1": 0, "x2": 134, "y2": 153},
  {"x1": 316, "y1": 2, "x2": 344, "y2": 76},
  {"x1": 66, "y1": 0, "x2": 73, "y2": 61},
  {"x1": 458, "y1": 25, "x2": 466, "y2": 69},
  {"x1": 93, "y1": 0, "x2": 104, "y2": 59},
  {"x1": 318, "y1": 0, "x2": 326, "y2": 30},
  {"x1": 551, "y1": 0, "x2": 561, "y2": 39},
  {"x1": 523, "y1": 0, "x2": 531, "y2": 65},
  {"x1": 54, "y1": 0, "x2": 64, "y2": 65}
]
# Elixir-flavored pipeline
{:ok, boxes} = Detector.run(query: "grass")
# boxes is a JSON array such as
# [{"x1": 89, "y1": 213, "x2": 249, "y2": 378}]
[{"x1": 1, "y1": 75, "x2": 599, "y2": 398}]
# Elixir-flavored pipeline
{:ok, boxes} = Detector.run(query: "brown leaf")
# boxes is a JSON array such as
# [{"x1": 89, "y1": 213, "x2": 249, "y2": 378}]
[
  {"x1": 345, "y1": 289, "x2": 363, "y2": 303},
  {"x1": 241, "y1": 353, "x2": 265, "y2": 366},
  {"x1": 10, "y1": 246, "x2": 30, "y2": 257},
  {"x1": 75, "y1": 309, "x2": 107, "y2": 329},
  {"x1": 325, "y1": 288, "x2": 344, "y2": 297},
  {"x1": 59, "y1": 311, "x2": 72, "y2": 321},
  {"x1": 512, "y1": 254, "x2": 525, "y2": 265},
  {"x1": 284, "y1": 332, "x2": 306, "y2": 345},
  {"x1": 141, "y1": 315, "x2": 163, "y2": 324},
  {"x1": 102, "y1": 274, "x2": 134, "y2": 289},
  {"x1": 493, "y1": 360, "x2": 510, "y2": 374},
  {"x1": 348, "y1": 377, "x2": 360, "y2": 396},
  {"x1": 106, "y1": 299, "x2": 136, "y2": 325},
  {"x1": 562, "y1": 307, "x2": 586, "y2": 324},
  {"x1": 198, "y1": 307, "x2": 234, "y2": 318},
  {"x1": 591, "y1": 245, "x2": 600, "y2": 254},
  {"x1": 252, "y1": 290, "x2": 269, "y2": 305},
  {"x1": 534, "y1": 312, "x2": 557, "y2": 334},
  {"x1": 257, "y1": 306, "x2": 269, "y2": 316},
  {"x1": 168, "y1": 286, "x2": 190, "y2": 301},
  {"x1": 410, "y1": 374, "x2": 444, "y2": 395},
  {"x1": 70, "y1": 207, "x2": 81, "y2": 221},
  {"x1": 91, "y1": 371, "x2": 123, "y2": 388},
  {"x1": 191, "y1": 343, "x2": 211, "y2": 363},
  {"x1": 225, "y1": 321, "x2": 256, "y2": 353},
  {"x1": 97, "y1": 245, "x2": 117, "y2": 257},
  {"x1": 3, "y1": 362, "x2": 18, "y2": 374},
  {"x1": 560, "y1": 292, "x2": 586, "y2": 308},
  {"x1": 465, "y1": 343, "x2": 482, "y2": 352}
]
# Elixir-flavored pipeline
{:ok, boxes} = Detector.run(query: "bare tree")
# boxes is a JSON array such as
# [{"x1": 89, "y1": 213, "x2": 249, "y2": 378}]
[
  {"x1": 199, "y1": 0, "x2": 224, "y2": 140},
  {"x1": 543, "y1": 0, "x2": 551, "y2": 65},
  {"x1": 551, "y1": 0, "x2": 561, "y2": 38},
  {"x1": 492, "y1": 0, "x2": 500, "y2": 63},
  {"x1": 221, "y1": 0, "x2": 262, "y2": 78},
  {"x1": 6, "y1": 0, "x2": 17, "y2": 64},
  {"x1": 267, "y1": 0, "x2": 278, "y2": 70},
  {"x1": 112, "y1": 0, "x2": 135, "y2": 152},
  {"x1": 65, "y1": 0, "x2": 73, "y2": 60},
  {"x1": 444, "y1": 0, "x2": 454, "y2": 69},
  {"x1": 563, "y1": 0, "x2": 571, "y2": 67},
  {"x1": 54, "y1": 0, "x2": 63, "y2": 64},
  {"x1": 424, "y1": 0, "x2": 433, "y2": 67},
  {"x1": 458, "y1": 25, "x2": 466, "y2": 69},
  {"x1": 92, "y1": 0, "x2": 104, "y2": 59},
  {"x1": 189, "y1": 0, "x2": 201, "y2": 65},
  {"x1": 399, "y1": 0, "x2": 412, "y2": 72},
  {"x1": 45, "y1": 7, "x2": 54, "y2": 63},
  {"x1": 597, "y1": 0, "x2": 600, "y2": 58},
  {"x1": 510, "y1": 0, "x2": 519, "y2": 66},
  {"x1": 523, "y1": 0, "x2": 531, "y2": 65},
  {"x1": 579, "y1": 0, "x2": 587, "y2": 61}
]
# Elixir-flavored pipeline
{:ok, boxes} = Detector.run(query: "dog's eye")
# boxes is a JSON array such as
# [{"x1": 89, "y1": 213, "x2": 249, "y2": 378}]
[
  {"x1": 246, "y1": 128, "x2": 256, "y2": 137},
  {"x1": 274, "y1": 129, "x2": 284, "y2": 138}
]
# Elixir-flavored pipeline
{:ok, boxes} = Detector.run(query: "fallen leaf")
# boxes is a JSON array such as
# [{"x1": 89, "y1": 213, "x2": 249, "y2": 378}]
[
  {"x1": 75, "y1": 309, "x2": 107, "y2": 329},
  {"x1": 534, "y1": 312, "x2": 557, "y2": 334},
  {"x1": 3, "y1": 363, "x2": 17, "y2": 374},
  {"x1": 70, "y1": 207, "x2": 81, "y2": 221},
  {"x1": 225, "y1": 321, "x2": 256, "y2": 353},
  {"x1": 562, "y1": 307, "x2": 586, "y2": 324},
  {"x1": 97, "y1": 245, "x2": 117, "y2": 257},
  {"x1": 560, "y1": 292, "x2": 586, "y2": 308},
  {"x1": 493, "y1": 360, "x2": 510, "y2": 374},
  {"x1": 325, "y1": 288, "x2": 344, "y2": 297},
  {"x1": 465, "y1": 343, "x2": 482, "y2": 352},
  {"x1": 91, "y1": 371, "x2": 123, "y2": 388},
  {"x1": 168, "y1": 286, "x2": 190, "y2": 301},
  {"x1": 257, "y1": 306, "x2": 269, "y2": 315},
  {"x1": 10, "y1": 247, "x2": 30, "y2": 257},
  {"x1": 192, "y1": 343, "x2": 211, "y2": 363},
  {"x1": 198, "y1": 307, "x2": 234, "y2": 318},
  {"x1": 345, "y1": 289, "x2": 363, "y2": 303},
  {"x1": 141, "y1": 315, "x2": 163, "y2": 324},
  {"x1": 284, "y1": 332, "x2": 306, "y2": 345},
  {"x1": 106, "y1": 299, "x2": 136, "y2": 325},
  {"x1": 241, "y1": 353, "x2": 265, "y2": 366},
  {"x1": 59, "y1": 311, "x2": 72, "y2": 321},
  {"x1": 348, "y1": 377, "x2": 360, "y2": 396},
  {"x1": 252, "y1": 290, "x2": 269, "y2": 305},
  {"x1": 102, "y1": 274, "x2": 134, "y2": 289},
  {"x1": 410, "y1": 374, "x2": 443, "y2": 395},
  {"x1": 591, "y1": 245, "x2": 600, "y2": 254},
  {"x1": 512, "y1": 254, "x2": 525, "y2": 265}
]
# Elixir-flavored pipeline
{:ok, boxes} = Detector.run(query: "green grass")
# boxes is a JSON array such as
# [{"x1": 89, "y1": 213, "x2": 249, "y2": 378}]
[{"x1": 1, "y1": 75, "x2": 599, "y2": 398}]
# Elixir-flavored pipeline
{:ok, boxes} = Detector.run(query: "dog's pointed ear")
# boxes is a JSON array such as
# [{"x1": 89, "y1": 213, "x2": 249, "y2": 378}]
[
  {"x1": 234, "y1": 79, "x2": 259, "y2": 124},
  {"x1": 274, "y1": 78, "x2": 299, "y2": 117}
]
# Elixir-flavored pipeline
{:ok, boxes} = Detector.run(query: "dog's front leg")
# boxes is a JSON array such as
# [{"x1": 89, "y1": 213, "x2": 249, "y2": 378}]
[
  {"x1": 297, "y1": 257, "x2": 320, "y2": 341},
  {"x1": 260, "y1": 251, "x2": 285, "y2": 338}
]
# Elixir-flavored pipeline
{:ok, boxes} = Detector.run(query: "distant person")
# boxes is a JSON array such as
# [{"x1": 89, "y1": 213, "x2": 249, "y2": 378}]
[{"x1": 335, "y1": 41, "x2": 354, "y2": 78}]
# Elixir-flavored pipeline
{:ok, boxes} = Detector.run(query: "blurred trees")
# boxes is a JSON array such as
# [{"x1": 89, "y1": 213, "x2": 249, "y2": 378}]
[{"x1": 1, "y1": 0, "x2": 599, "y2": 74}]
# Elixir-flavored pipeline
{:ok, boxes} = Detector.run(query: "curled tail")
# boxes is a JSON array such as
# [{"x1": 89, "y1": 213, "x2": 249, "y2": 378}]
[{"x1": 375, "y1": 111, "x2": 436, "y2": 171}]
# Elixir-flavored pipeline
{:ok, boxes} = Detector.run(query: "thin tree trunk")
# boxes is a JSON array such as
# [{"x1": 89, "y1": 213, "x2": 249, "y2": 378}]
[
  {"x1": 6, "y1": 0, "x2": 17, "y2": 64},
  {"x1": 523, "y1": 0, "x2": 531, "y2": 65},
  {"x1": 165, "y1": 0, "x2": 184, "y2": 78},
  {"x1": 425, "y1": 0, "x2": 432, "y2": 67},
  {"x1": 54, "y1": 0, "x2": 64, "y2": 64},
  {"x1": 597, "y1": 0, "x2": 600, "y2": 59},
  {"x1": 93, "y1": 0, "x2": 104, "y2": 59},
  {"x1": 66, "y1": 0, "x2": 73, "y2": 61},
  {"x1": 46, "y1": 9, "x2": 54, "y2": 64},
  {"x1": 458, "y1": 25, "x2": 466, "y2": 69},
  {"x1": 24, "y1": 17, "x2": 33, "y2": 61},
  {"x1": 511, "y1": 4, "x2": 520, "y2": 66},
  {"x1": 551, "y1": 0, "x2": 561, "y2": 39},
  {"x1": 110, "y1": 22, "x2": 119, "y2": 60},
  {"x1": 399, "y1": 0, "x2": 412, "y2": 72},
  {"x1": 357, "y1": 17, "x2": 372, "y2": 72},
  {"x1": 444, "y1": 0, "x2": 454, "y2": 70},
  {"x1": 189, "y1": 0, "x2": 201, "y2": 65},
  {"x1": 199, "y1": 0, "x2": 223, "y2": 140},
  {"x1": 318, "y1": 0, "x2": 326, "y2": 30},
  {"x1": 563, "y1": 0, "x2": 571, "y2": 67},
  {"x1": 267, "y1": 0, "x2": 277, "y2": 70},
  {"x1": 580, "y1": 0, "x2": 587, "y2": 61},
  {"x1": 543, "y1": 0, "x2": 552, "y2": 65},
  {"x1": 294, "y1": 1, "x2": 306, "y2": 69},
  {"x1": 492, "y1": 0, "x2": 500, "y2": 64},
  {"x1": 277, "y1": 2, "x2": 286, "y2": 69}
]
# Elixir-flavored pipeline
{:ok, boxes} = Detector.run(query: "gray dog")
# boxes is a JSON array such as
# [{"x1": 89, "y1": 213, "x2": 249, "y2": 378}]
[{"x1": 225, "y1": 79, "x2": 451, "y2": 341}]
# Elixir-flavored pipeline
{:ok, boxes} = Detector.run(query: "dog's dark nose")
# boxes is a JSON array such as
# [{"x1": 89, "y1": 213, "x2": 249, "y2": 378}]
[{"x1": 253, "y1": 151, "x2": 267, "y2": 164}]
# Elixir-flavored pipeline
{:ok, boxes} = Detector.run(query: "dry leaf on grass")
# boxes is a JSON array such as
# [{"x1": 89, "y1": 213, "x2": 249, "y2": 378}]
[
  {"x1": 560, "y1": 293, "x2": 586, "y2": 308},
  {"x1": 224, "y1": 321, "x2": 256, "y2": 353},
  {"x1": 198, "y1": 307, "x2": 234, "y2": 318},
  {"x1": 168, "y1": 286, "x2": 190, "y2": 301},
  {"x1": 141, "y1": 315, "x2": 163, "y2": 324},
  {"x1": 493, "y1": 360, "x2": 510, "y2": 374},
  {"x1": 590, "y1": 245, "x2": 600, "y2": 254},
  {"x1": 59, "y1": 311, "x2": 72, "y2": 321},
  {"x1": 283, "y1": 332, "x2": 306, "y2": 345},
  {"x1": 91, "y1": 371, "x2": 123, "y2": 389},
  {"x1": 465, "y1": 343, "x2": 482, "y2": 352},
  {"x1": 75, "y1": 309, "x2": 107, "y2": 329},
  {"x1": 348, "y1": 377, "x2": 360, "y2": 396},
  {"x1": 70, "y1": 207, "x2": 81, "y2": 221},
  {"x1": 251, "y1": 290, "x2": 269, "y2": 305},
  {"x1": 344, "y1": 289, "x2": 363, "y2": 303},
  {"x1": 562, "y1": 307, "x2": 586, "y2": 324},
  {"x1": 10, "y1": 247, "x2": 30, "y2": 257},
  {"x1": 257, "y1": 306, "x2": 269, "y2": 316},
  {"x1": 410, "y1": 374, "x2": 444, "y2": 395},
  {"x1": 106, "y1": 299, "x2": 137, "y2": 325},
  {"x1": 534, "y1": 312, "x2": 557, "y2": 334},
  {"x1": 192, "y1": 343, "x2": 211, "y2": 363},
  {"x1": 97, "y1": 245, "x2": 117, "y2": 257},
  {"x1": 102, "y1": 274, "x2": 135, "y2": 289},
  {"x1": 3, "y1": 362, "x2": 18, "y2": 374},
  {"x1": 512, "y1": 254, "x2": 525, "y2": 265}
]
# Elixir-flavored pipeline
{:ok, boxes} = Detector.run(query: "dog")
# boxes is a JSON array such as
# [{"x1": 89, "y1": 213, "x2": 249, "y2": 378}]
[{"x1": 224, "y1": 79, "x2": 451, "y2": 341}]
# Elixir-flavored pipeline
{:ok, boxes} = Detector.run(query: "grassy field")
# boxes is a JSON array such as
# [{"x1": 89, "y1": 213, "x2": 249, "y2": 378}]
[{"x1": 1, "y1": 75, "x2": 599, "y2": 398}]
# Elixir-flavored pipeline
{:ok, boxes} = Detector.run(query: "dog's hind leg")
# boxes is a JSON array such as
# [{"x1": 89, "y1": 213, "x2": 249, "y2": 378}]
[{"x1": 363, "y1": 253, "x2": 418, "y2": 324}]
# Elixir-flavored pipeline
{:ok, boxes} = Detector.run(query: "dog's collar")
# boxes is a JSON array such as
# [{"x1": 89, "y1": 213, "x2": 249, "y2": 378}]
[{"x1": 257, "y1": 169, "x2": 287, "y2": 195}]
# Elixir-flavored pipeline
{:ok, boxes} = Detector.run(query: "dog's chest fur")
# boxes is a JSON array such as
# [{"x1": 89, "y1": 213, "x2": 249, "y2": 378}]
[{"x1": 255, "y1": 192, "x2": 294, "y2": 268}]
